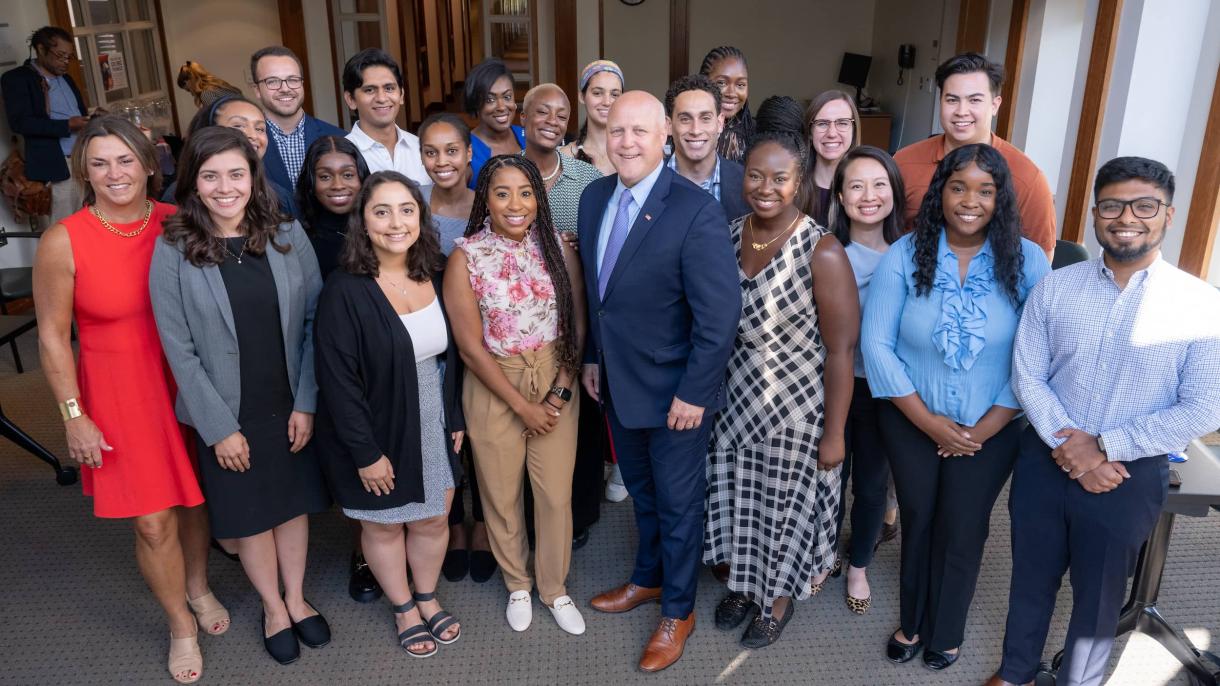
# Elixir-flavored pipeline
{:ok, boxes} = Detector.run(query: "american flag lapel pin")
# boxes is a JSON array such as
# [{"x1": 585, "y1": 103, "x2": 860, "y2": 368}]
[{"x1": 644, "y1": 213, "x2": 652, "y2": 221}]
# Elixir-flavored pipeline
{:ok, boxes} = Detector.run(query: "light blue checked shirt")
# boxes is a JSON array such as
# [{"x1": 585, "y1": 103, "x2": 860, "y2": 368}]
[
  {"x1": 268, "y1": 116, "x2": 307, "y2": 185},
  {"x1": 666, "y1": 154, "x2": 721, "y2": 201},
  {"x1": 1012, "y1": 256, "x2": 1220, "y2": 461}
]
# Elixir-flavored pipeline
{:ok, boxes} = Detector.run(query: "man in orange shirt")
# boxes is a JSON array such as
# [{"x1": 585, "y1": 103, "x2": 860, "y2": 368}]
[{"x1": 895, "y1": 53, "x2": 1056, "y2": 257}]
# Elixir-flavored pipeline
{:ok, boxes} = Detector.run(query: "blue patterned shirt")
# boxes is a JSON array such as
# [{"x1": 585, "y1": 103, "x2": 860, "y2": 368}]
[
  {"x1": 268, "y1": 116, "x2": 307, "y2": 185},
  {"x1": 1012, "y1": 256, "x2": 1220, "y2": 461},
  {"x1": 666, "y1": 154, "x2": 721, "y2": 201}
]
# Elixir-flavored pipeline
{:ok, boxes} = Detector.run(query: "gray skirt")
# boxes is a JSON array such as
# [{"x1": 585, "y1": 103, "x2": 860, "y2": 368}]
[{"x1": 343, "y1": 357, "x2": 454, "y2": 524}]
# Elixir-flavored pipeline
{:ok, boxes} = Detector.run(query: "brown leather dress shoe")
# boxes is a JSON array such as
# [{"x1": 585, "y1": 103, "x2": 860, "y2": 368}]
[
  {"x1": 590, "y1": 583, "x2": 662, "y2": 613},
  {"x1": 639, "y1": 613, "x2": 695, "y2": 673},
  {"x1": 983, "y1": 674, "x2": 1032, "y2": 686}
]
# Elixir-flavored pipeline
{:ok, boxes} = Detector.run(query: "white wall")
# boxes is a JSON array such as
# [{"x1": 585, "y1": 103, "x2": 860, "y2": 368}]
[
  {"x1": 0, "y1": 1, "x2": 51, "y2": 268},
  {"x1": 870, "y1": 0, "x2": 954, "y2": 150},
  {"x1": 600, "y1": 0, "x2": 669, "y2": 99}
]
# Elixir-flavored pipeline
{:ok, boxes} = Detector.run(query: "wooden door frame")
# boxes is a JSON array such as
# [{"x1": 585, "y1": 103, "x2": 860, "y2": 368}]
[
  {"x1": 954, "y1": 0, "x2": 990, "y2": 55},
  {"x1": 995, "y1": 0, "x2": 1030, "y2": 140},
  {"x1": 1177, "y1": 66, "x2": 1220, "y2": 279},
  {"x1": 554, "y1": 0, "x2": 578, "y2": 136},
  {"x1": 668, "y1": 0, "x2": 689, "y2": 84},
  {"x1": 276, "y1": 0, "x2": 314, "y2": 116}
]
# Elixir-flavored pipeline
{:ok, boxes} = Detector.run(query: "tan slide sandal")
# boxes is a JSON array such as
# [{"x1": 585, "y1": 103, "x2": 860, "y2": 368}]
[
  {"x1": 168, "y1": 633, "x2": 202, "y2": 684},
  {"x1": 188, "y1": 591, "x2": 231, "y2": 635}
]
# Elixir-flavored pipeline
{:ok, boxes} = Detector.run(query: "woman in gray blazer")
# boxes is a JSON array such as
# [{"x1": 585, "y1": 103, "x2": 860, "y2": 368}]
[{"x1": 150, "y1": 127, "x2": 331, "y2": 665}]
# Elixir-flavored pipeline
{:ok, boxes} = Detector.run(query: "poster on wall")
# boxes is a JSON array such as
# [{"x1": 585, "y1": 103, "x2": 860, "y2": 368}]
[{"x1": 99, "y1": 51, "x2": 128, "y2": 92}]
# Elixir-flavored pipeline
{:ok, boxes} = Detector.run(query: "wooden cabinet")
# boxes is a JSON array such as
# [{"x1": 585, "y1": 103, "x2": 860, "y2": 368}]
[{"x1": 859, "y1": 112, "x2": 894, "y2": 152}]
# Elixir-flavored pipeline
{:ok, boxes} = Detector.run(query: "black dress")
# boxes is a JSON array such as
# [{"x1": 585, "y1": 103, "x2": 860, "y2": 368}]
[{"x1": 197, "y1": 238, "x2": 330, "y2": 538}]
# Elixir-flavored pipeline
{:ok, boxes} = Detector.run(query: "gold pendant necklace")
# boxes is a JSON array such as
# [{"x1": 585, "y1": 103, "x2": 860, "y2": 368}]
[
  {"x1": 91, "y1": 199, "x2": 153, "y2": 238},
  {"x1": 219, "y1": 236, "x2": 247, "y2": 264},
  {"x1": 748, "y1": 212, "x2": 802, "y2": 251}
]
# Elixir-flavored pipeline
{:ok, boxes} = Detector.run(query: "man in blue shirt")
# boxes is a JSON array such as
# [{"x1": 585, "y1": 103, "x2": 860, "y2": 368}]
[
  {"x1": 988, "y1": 157, "x2": 1220, "y2": 686},
  {"x1": 250, "y1": 46, "x2": 345, "y2": 217},
  {"x1": 661, "y1": 74, "x2": 749, "y2": 222},
  {"x1": 1, "y1": 26, "x2": 89, "y2": 226}
]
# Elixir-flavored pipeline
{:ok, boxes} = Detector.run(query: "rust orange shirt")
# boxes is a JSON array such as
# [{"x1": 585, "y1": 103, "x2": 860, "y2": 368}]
[{"x1": 894, "y1": 134, "x2": 1057, "y2": 255}]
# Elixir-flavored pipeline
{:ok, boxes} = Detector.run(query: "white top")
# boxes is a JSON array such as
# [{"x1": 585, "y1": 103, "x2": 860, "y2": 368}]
[
  {"x1": 844, "y1": 240, "x2": 886, "y2": 378},
  {"x1": 399, "y1": 297, "x2": 447, "y2": 362},
  {"x1": 347, "y1": 121, "x2": 430, "y2": 186}
]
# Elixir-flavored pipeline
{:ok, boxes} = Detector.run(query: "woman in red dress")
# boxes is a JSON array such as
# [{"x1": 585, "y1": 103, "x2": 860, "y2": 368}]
[{"x1": 33, "y1": 116, "x2": 227, "y2": 683}]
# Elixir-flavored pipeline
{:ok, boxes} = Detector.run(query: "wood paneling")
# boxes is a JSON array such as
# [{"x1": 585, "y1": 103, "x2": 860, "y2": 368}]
[
  {"x1": 276, "y1": 0, "x2": 313, "y2": 116},
  {"x1": 554, "y1": 0, "x2": 578, "y2": 136},
  {"x1": 954, "y1": 0, "x2": 990, "y2": 55},
  {"x1": 1061, "y1": 0, "x2": 1124, "y2": 243},
  {"x1": 995, "y1": 0, "x2": 1029, "y2": 140},
  {"x1": 1177, "y1": 66, "x2": 1220, "y2": 278},
  {"x1": 668, "y1": 0, "x2": 689, "y2": 85}
]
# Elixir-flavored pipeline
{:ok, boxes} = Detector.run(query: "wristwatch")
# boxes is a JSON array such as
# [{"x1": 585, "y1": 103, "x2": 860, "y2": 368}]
[
  {"x1": 59, "y1": 397, "x2": 84, "y2": 421},
  {"x1": 1096, "y1": 434, "x2": 1107, "y2": 454},
  {"x1": 548, "y1": 386, "x2": 573, "y2": 403}
]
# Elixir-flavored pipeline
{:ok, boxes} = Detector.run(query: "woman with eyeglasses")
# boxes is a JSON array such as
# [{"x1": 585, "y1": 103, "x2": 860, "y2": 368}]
[
  {"x1": 803, "y1": 90, "x2": 861, "y2": 228},
  {"x1": 465, "y1": 59, "x2": 526, "y2": 188}
]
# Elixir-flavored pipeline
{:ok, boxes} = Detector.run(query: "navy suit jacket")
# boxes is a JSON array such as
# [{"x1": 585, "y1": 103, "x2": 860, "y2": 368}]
[
  {"x1": 264, "y1": 113, "x2": 346, "y2": 217},
  {"x1": 1, "y1": 61, "x2": 86, "y2": 182},
  {"x1": 717, "y1": 156, "x2": 750, "y2": 222},
  {"x1": 578, "y1": 165, "x2": 741, "y2": 429}
]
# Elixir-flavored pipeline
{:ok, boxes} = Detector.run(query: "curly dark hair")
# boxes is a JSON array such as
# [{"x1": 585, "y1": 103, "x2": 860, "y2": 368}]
[
  {"x1": 663, "y1": 73, "x2": 722, "y2": 118},
  {"x1": 828, "y1": 146, "x2": 905, "y2": 246},
  {"x1": 911, "y1": 143, "x2": 1024, "y2": 305},
  {"x1": 163, "y1": 126, "x2": 289, "y2": 267},
  {"x1": 465, "y1": 155, "x2": 579, "y2": 372},
  {"x1": 295, "y1": 135, "x2": 370, "y2": 234},
  {"x1": 340, "y1": 171, "x2": 442, "y2": 281},
  {"x1": 699, "y1": 45, "x2": 754, "y2": 161}
]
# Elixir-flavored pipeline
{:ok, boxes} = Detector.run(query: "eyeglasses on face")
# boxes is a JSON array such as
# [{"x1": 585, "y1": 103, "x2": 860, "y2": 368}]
[
  {"x1": 1095, "y1": 197, "x2": 1169, "y2": 219},
  {"x1": 811, "y1": 118, "x2": 854, "y2": 134},
  {"x1": 47, "y1": 48, "x2": 76, "y2": 62},
  {"x1": 256, "y1": 76, "x2": 305, "y2": 91}
]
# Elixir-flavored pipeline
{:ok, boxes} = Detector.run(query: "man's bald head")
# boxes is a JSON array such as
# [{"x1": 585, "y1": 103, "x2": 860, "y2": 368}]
[{"x1": 607, "y1": 91, "x2": 669, "y2": 186}]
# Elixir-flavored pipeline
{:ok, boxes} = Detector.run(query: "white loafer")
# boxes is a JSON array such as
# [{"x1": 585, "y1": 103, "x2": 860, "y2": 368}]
[
  {"x1": 506, "y1": 590, "x2": 532, "y2": 632},
  {"x1": 605, "y1": 464, "x2": 629, "y2": 502},
  {"x1": 547, "y1": 595, "x2": 586, "y2": 635}
]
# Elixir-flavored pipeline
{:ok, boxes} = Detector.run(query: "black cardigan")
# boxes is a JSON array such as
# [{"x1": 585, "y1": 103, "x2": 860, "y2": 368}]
[
  {"x1": 313, "y1": 270, "x2": 465, "y2": 510},
  {"x1": 1, "y1": 61, "x2": 86, "y2": 182}
]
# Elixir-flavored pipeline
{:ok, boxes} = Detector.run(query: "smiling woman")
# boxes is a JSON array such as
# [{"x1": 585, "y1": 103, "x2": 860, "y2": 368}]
[
  {"x1": 465, "y1": 59, "x2": 527, "y2": 187},
  {"x1": 296, "y1": 135, "x2": 371, "y2": 278}
]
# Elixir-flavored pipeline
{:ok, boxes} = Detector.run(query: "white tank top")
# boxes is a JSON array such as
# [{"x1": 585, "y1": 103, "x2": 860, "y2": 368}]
[{"x1": 399, "y1": 297, "x2": 447, "y2": 362}]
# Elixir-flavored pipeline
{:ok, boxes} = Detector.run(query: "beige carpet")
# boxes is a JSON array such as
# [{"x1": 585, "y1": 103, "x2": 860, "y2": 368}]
[{"x1": 0, "y1": 333, "x2": 1217, "y2": 685}]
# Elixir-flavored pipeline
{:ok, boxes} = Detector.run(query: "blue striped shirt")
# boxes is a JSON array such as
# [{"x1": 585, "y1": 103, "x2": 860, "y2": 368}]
[{"x1": 1012, "y1": 256, "x2": 1220, "y2": 461}]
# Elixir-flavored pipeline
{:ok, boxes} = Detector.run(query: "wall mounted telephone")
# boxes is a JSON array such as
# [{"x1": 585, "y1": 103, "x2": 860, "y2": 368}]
[{"x1": 897, "y1": 44, "x2": 916, "y2": 85}]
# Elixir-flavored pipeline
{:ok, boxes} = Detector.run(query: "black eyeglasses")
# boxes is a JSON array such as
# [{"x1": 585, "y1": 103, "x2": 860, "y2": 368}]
[
  {"x1": 1095, "y1": 197, "x2": 1169, "y2": 219},
  {"x1": 255, "y1": 76, "x2": 305, "y2": 91},
  {"x1": 47, "y1": 48, "x2": 76, "y2": 62}
]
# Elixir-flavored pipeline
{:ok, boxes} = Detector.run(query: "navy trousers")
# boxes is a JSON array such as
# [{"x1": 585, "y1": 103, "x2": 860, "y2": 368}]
[
  {"x1": 837, "y1": 376, "x2": 893, "y2": 567},
  {"x1": 605, "y1": 395, "x2": 710, "y2": 619},
  {"x1": 999, "y1": 425, "x2": 1168, "y2": 686}
]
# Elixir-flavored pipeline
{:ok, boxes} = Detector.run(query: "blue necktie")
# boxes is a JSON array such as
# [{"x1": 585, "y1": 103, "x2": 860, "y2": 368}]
[{"x1": 599, "y1": 189, "x2": 634, "y2": 298}]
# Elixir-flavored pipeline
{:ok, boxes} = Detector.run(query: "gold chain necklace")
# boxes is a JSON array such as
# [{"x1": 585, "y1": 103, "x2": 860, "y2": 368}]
[
  {"x1": 218, "y1": 236, "x2": 247, "y2": 264},
  {"x1": 377, "y1": 272, "x2": 413, "y2": 298},
  {"x1": 90, "y1": 200, "x2": 153, "y2": 238},
  {"x1": 748, "y1": 212, "x2": 802, "y2": 251}
]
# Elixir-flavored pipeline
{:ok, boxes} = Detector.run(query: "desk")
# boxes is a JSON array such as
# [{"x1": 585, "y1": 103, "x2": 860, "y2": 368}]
[{"x1": 1045, "y1": 440, "x2": 1220, "y2": 685}]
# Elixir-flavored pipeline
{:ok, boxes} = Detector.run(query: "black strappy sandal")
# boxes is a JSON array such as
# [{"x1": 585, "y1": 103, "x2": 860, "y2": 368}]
[
  {"x1": 392, "y1": 599, "x2": 437, "y2": 658},
  {"x1": 413, "y1": 591, "x2": 461, "y2": 645}
]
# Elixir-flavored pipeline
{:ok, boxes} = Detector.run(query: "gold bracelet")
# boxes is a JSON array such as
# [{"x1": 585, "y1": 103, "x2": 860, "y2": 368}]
[{"x1": 59, "y1": 397, "x2": 84, "y2": 421}]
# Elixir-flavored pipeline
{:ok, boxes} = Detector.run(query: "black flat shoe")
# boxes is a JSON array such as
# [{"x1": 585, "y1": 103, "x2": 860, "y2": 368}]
[
  {"x1": 714, "y1": 592, "x2": 755, "y2": 630},
  {"x1": 740, "y1": 602, "x2": 795, "y2": 649},
  {"x1": 886, "y1": 632, "x2": 923, "y2": 663},
  {"x1": 291, "y1": 600, "x2": 331, "y2": 649},
  {"x1": 469, "y1": 549, "x2": 497, "y2": 583},
  {"x1": 442, "y1": 548, "x2": 470, "y2": 582},
  {"x1": 572, "y1": 527, "x2": 590, "y2": 550},
  {"x1": 209, "y1": 537, "x2": 239, "y2": 562},
  {"x1": 262, "y1": 614, "x2": 300, "y2": 665},
  {"x1": 349, "y1": 552, "x2": 383, "y2": 603},
  {"x1": 875, "y1": 522, "x2": 900, "y2": 552},
  {"x1": 923, "y1": 648, "x2": 960, "y2": 671}
]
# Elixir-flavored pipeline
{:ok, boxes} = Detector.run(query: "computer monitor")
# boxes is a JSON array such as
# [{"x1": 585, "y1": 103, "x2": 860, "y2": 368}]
[{"x1": 837, "y1": 52, "x2": 872, "y2": 106}]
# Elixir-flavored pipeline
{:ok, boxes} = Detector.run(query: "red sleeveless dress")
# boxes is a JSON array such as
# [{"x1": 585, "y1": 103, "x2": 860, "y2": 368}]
[{"x1": 62, "y1": 202, "x2": 204, "y2": 517}]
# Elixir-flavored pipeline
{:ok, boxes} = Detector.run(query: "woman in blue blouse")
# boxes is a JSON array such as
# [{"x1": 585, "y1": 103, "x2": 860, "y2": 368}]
[
  {"x1": 464, "y1": 59, "x2": 526, "y2": 188},
  {"x1": 861, "y1": 144, "x2": 1049, "y2": 672}
]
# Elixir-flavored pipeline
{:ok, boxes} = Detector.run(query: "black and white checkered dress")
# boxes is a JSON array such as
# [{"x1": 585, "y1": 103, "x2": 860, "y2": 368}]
[{"x1": 703, "y1": 215, "x2": 842, "y2": 618}]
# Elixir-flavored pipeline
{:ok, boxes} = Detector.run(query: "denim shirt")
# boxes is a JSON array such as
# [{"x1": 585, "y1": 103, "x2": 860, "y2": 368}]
[{"x1": 861, "y1": 230, "x2": 1050, "y2": 426}]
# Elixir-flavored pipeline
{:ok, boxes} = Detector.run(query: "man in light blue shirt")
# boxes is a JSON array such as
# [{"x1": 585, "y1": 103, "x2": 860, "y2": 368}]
[{"x1": 989, "y1": 157, "x2": 1220, "y2": 686}]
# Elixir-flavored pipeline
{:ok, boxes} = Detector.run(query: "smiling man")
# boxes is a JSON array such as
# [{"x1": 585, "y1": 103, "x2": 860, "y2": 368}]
[
  {"x1": 894, "y1": 53, "x2": 1055, "y2": 257},
  {"x1": 341, "y1": 49, "x2": 428, "y2": 185},
  {"x1": 662, "y1": 74, "x2": 749, "y2": 221},
  {"x1": 987, "y1": 157, "x2": 1220, "y2": 686}
]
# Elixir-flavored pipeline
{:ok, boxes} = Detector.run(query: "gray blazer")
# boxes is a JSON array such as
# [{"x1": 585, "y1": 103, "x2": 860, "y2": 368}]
[{"x1": 150, "y1": 221, "x2": 323, "y2": 446}]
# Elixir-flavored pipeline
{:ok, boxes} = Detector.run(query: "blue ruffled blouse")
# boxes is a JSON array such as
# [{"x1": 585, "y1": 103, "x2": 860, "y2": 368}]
[{"x1": 861, "y1": 230, "x2": 1050, "y2": 426}]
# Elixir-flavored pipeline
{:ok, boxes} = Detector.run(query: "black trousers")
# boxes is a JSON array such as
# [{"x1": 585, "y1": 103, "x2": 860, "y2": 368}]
[
  {"x1": 448, "y1": 442, "x2": 485, "y2": 525},
  {"x1": 878, "y1": 401, "x2": 1023, "y2": 651},
  {"x1": 836, "y1": 376, "x2": 892, "y2": 567},
  {"x1": 999, "y1": 426, "x2": 1167, "y2": 686}
]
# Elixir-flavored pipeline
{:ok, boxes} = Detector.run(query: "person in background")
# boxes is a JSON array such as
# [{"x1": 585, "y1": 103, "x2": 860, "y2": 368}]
[
  {"x1": 445, "y1": 155, "x2": 588, "y2": 636},
  {"x1": 314, "y1": 171, "x2": 466, "y2": 659},
  {"x1": 34, "y1": 115, "x2": 222, "y2": 684},
  {"x1": 465, "y1": 59, "x2": 526, "y2": 186},
  {"x1": 804, "y1": 90, "x2": 861, "y2": 227},
  {"x1": 987, "y1": 157, "x2": 1220, "y2": 686},
  {"x1": 826, "y1": 145, "x2": 905, "y2": 615},
  {"x1": 663, "y1": 74, "x2": 750, "y2": 222},
  {"x1": 698, "y1": 46, "x2": 753, "y2": 164},
  {"x1": 704, "y1": 96, "x2": 857, "y2": 648},
  {"x1": 250, "y1": 45, "x2": 346, "y2": 217},
  {"x1": 342, "y1": 48, "x2": 428, "y2": 184},
  {"x1": 862, "y1": 144, "x2": 1050, "y2": 672},
  {"x1": 1, "y1": 26, "x2": 89, "y2": 226},
  {"x1": 561, "y1": 60, "x2": 624, "y2": 176},
  {"x1": 151, "y1": 126, "x2": 332, "y2": 667},
  {"x1": 894, "y1": 53, "x2": 1056, "y2": 258},
  {"x1": 416, "y1": 112, "x2": 498, "y2": 584}
]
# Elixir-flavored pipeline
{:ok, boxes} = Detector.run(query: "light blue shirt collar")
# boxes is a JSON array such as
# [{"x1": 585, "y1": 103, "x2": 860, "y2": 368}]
[
  {"x1": 938, "y1": 229, "x2": 994, "y2": 261},
  {"x1": 665, "y1": 154, "x2": 720, "y2": 200},
  {"x1": 615, "y1": 159, "x2": 666, "y2": 211}
]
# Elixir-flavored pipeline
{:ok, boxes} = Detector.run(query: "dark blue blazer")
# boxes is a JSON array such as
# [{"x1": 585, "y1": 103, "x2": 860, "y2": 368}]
[
  {"x1": 578, "y1": 165, "x2": 741, "y2": 429},
  {"x1": 264, "y1": 114, "x2": 346, "y2": 217},
  {"x1": 717, "y1": 156, "x2": 750, "y2": 222},
  {"x1": 1, "y1": 61, "x2": 86, "y2": 182}
]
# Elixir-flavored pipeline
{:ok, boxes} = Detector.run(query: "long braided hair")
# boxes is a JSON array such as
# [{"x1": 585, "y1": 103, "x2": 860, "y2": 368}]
[
  {"x1": 911, "y1": 144, "x2": 1025, "y2": 305},
  {"x1": 699, "y1": 46, "x2": 755, "y2": 163},
  {"x1": 465, "y1": 155, "x2": 580, "y2": 372}
]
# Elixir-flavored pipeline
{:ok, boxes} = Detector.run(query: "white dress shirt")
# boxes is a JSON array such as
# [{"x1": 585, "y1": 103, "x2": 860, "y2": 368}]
[{"x1": 346, "y1": 121, "x2": 430, "y2": 186}]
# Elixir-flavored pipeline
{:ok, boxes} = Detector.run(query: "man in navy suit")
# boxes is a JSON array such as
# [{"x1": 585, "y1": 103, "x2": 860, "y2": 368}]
[
  {"x1": 250, "y1": 46, "x2": 345, "y2": 217},
  {"x1": 662, "y1": 74, "x2": 750, "y2": 222},
  {"x1": 582, "y1": 91, "x2": 740, "y2": 672}
]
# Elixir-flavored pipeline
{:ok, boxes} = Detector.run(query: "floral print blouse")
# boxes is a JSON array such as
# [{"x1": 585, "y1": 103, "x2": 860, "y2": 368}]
[{"x1": 455, "y1": 224, "x2": 560, "y2": 357}]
